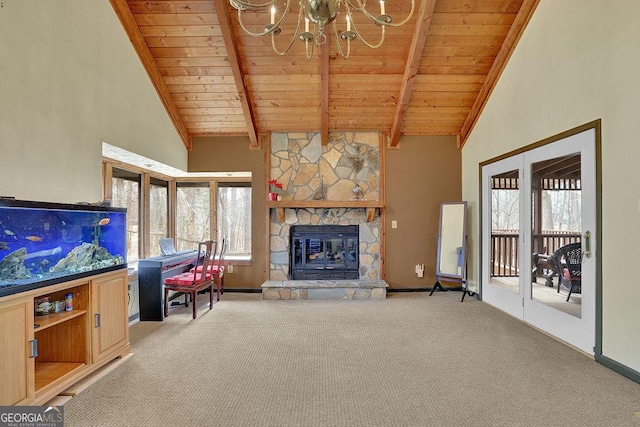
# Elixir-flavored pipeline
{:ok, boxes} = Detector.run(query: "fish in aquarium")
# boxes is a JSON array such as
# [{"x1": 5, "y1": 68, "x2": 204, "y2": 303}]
[{"x1": 93, "y1": 217, "x2": 112, "y2": 244}]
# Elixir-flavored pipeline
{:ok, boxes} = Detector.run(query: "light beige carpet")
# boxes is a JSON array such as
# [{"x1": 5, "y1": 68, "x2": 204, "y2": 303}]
[{"x1": 64, "y1": 292, "x2": 640, "y2": 426}]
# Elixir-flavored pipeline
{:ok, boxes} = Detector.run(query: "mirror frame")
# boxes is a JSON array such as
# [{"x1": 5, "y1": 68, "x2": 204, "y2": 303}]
[{"x1": 435, "y1": 201, "x2": 467, "y2": 282}]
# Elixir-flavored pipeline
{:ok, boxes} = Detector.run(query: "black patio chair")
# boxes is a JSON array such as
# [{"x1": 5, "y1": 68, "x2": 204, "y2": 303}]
[{"x1": 550, "y1": 242, "x2": 582, "y2": 302}]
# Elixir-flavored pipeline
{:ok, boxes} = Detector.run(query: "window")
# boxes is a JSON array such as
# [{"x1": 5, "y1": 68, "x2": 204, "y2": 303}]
[
  {"x1": 111, "y1": 168, "x2": 140, "y2": 262},
  {"x1": 218, "y1": 183, "x2": 251, "y2": 255},
  {"x1": 175, "y1": 182, "x2": 211, "y2": 252},
  {"x1": 149, "y1": 178, "x2": 169, "y2": 257},
  {"x1": 104, "y1": 151, "x2": 252, "y2": 261}
]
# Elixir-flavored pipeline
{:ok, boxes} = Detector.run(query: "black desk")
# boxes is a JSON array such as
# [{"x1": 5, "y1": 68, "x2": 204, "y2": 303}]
[{"x1": 138, "y1": 250, "x2": 197, "y2": 321}]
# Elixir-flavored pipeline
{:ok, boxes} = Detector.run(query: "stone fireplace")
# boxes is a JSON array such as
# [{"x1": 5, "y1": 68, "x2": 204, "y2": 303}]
[{"x1": 268, "y1": 131, "x2": 382, "y2": 281}]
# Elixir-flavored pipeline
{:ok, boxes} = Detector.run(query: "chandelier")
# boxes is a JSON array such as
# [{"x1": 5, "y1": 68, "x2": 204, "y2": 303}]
[{"x1": 229, "y1": 0, "x2": 415, "y2": 59}]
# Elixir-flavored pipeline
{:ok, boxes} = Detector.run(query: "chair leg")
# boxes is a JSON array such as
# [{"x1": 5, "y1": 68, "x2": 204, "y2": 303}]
[
  {"x1": 566, "y1": 285, "x2": 573, "y2": 302},
  {"x1": 164, "y1": 288, "x2": 169, "y2": 318},
  {"x1": 192, "y1": 291, "x2": 197, "y2": 319},
  {"x1": 209, "y1": 284, "x2": 214, "y2": 310},
  {"x1": 216, "y1": 277, "x2": 221, "y2": 301},
  {"x1": 221, "y1": 276, "x2": 225, "y2": 295}
]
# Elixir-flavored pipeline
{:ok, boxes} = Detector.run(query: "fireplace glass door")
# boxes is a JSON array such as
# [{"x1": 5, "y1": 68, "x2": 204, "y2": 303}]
[
  {"x1": 302, "y1": 238, "x2": 325, "y2": 268},
  {"x1": 290, "y1": 226, "x2": 359, "y2": 280}
]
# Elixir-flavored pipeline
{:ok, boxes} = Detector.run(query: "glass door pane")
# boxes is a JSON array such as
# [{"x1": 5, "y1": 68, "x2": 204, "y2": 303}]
[
  {"x1": 482, "y1": 154, "x2": 524, "y2": 320},
  {"x1": 305, "y1": 238, "x2": 324, "y2": 269},
  {"x1": 489, "y1": 170, "x2": 521, "y2": 294},
  {"x1": 530, "y1": 154, "x2": 582, "y2": 318},
  {"x1": 345, "y1": 237, "x2": 358, "y2": 269},
  {"x1": 325, "y1": 238, "x2": 345, "y2": 269}
]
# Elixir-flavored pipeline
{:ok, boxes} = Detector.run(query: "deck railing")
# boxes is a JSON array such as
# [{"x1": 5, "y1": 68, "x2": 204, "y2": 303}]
[{"x1": 491, "y1": 231, "x2": 581, "y2": 277}]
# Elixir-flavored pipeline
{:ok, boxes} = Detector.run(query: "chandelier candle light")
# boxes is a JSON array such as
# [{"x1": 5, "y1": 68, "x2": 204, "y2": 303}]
[{"x1": 230, "y1": 0, "x2": 415, "y2": 59}]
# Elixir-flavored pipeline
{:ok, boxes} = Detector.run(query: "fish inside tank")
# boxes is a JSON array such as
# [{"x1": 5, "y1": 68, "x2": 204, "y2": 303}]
[{"x1": 0, "y1": 199, "x2": 127, "y2": 297}]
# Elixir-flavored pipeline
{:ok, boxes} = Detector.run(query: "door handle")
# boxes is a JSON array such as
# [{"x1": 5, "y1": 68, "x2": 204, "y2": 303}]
[
  {"x1": 583, "y1": 231, "x2": 592, "y2": 259},
  {"x1": 95, "y1": 313, "x2": 101, "y2": 328},
  {"x1": 29, "y1": 339, "x2": 38, "y2": 358}
]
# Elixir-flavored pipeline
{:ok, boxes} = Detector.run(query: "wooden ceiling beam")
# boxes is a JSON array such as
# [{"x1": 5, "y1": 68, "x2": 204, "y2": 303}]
[
  {"x1": 458, "y1": 0, "x2": 540, "y2": 149},
  {"x1": 388, "y1": 0, "x2": 437, "y2": 149},
  {"x1": 109, "y1": 0, "x2": 192, "y2": 150},
  {"x1": 321, "y1": 42, "x2": 329, "y2": 146},
  {"x1": 212, "y1": 0, "x2": 260, "y2": 149}
]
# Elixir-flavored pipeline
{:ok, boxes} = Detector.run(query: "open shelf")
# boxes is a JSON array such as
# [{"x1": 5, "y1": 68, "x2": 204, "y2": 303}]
[
  {"x1": 33, "y1": 301, "x2": 89, "y2": 395},
  {"x1": 35, "y1": 362, "x2": 85, "y2": 392},
  {"x1": 34, "y1": 310, "x2": 87, "y2": 331}
]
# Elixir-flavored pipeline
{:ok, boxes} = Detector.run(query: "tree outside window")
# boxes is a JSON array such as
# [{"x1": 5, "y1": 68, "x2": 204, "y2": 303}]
[
  {"x1": 149, "y1": 179, "x2": 169, "y2": 257},
  {"x1": 175, "y1": 182, "x2": 211, "y2": 252},
  {"x1": 218, "y1": 183, "x2": 251, "y2": 255},
  {"x1": 111, "y1": 169, "x2": 140, "y2": 262}
]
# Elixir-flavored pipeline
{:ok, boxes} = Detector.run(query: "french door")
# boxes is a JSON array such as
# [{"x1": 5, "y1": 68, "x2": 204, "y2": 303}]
[{"x1": 481, "y1": 128, "x2": 596, "y2": 354}]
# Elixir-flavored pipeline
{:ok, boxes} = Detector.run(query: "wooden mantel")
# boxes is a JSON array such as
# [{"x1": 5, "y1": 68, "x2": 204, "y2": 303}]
[{"x1": 267, "y1": 200, "x2": 383, "y2": 223}]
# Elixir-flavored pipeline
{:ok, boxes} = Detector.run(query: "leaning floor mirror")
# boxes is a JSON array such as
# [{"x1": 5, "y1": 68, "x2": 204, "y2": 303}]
[{"x1": 430, "y1": 201, "x2": 473, "y2": 300}]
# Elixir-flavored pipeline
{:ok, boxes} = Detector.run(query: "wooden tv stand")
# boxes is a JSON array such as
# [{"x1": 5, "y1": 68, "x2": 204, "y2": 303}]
[{"x1": 0, "y1": 269, "x2": 130, "y2": 406}]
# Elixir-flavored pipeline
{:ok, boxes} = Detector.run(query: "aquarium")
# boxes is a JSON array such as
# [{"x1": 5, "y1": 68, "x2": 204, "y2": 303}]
[{"x1": 0, "y1": 199, "x2": 126, "y2": 297}]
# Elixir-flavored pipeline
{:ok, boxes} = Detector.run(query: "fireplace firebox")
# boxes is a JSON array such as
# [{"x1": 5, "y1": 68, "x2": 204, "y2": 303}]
[{"x1": 290, "y1": 225, "x2": 359, "y2": 280}]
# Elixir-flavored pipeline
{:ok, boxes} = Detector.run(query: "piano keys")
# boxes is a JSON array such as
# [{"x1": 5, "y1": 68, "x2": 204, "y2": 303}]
[{"x1": 138, "y1": 250, "x2": 198, "y2": 321}]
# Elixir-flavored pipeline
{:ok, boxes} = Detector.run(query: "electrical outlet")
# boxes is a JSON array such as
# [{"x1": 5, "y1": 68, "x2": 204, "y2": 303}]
[
  {"x1": 391, "y1": 220, "x2": 397, "y2": 229},
  {"x1": 227, "y1": 265, "x2": 234, "y2": 274}
]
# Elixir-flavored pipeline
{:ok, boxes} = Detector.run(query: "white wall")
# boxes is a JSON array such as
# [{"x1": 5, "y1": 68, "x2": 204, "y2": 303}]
[
  {"x1": 462, "y1": 1, "x2": 640, "y2": 373},
  {"x1": 0, "y1": 0, "x2": 187, "y2": 204}
]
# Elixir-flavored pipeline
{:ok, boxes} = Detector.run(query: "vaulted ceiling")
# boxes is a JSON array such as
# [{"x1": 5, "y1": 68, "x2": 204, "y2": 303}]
[{"x1": 110, "y1": 0, "x2": 539, "y2": 151}]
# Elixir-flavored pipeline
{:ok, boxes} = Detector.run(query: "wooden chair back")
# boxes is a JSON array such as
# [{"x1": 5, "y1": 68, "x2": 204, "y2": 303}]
[
  {"x1": 193, "y1": 240, "x2": 215, "y2": 283},
  {"x1": 214, "y1": 237, "x2": 228, "y2": 271}
]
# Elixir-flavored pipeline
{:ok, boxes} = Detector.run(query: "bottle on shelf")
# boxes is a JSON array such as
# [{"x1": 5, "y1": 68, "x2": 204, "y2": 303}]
[{"x1": 65, "y1": 293, "x2": 73, "y2": 311}]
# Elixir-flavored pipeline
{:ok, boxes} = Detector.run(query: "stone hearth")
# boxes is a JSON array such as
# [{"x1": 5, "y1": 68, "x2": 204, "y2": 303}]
[{"x1": 261, "y1": 279, "x2": 388, "y2": 300}]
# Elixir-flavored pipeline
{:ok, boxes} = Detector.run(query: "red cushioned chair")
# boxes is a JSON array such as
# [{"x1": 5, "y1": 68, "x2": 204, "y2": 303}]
[
  {"x1": 164, "y1": 240, "x2": 216, "y2": 319},
  {"x1": 191, "y1": 237, "x2": 228, "y2": 300}
]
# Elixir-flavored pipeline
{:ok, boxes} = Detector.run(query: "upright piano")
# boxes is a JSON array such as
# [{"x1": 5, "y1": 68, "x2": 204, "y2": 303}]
[{"x1": 138, "y1": 250, "x2": 198, "y2": 321}]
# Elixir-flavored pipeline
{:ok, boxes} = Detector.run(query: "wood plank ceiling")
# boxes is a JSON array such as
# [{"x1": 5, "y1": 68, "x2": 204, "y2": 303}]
[{"x1": 110, "y1": 0, "x2": 539, "y2": 151}]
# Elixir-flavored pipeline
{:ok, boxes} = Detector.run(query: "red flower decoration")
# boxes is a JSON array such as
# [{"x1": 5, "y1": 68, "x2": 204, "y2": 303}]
[{"x1": 267, "y1": 179, "x2": 283, "y2": 192}]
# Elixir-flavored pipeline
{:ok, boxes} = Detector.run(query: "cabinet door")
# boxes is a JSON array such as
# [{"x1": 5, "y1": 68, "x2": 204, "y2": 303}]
[
  {"x1": 0, "y1": 297, "x2": 34, "y2": 405},
  {"x1": 91, "y1": 272, "x2": 129, "y2": 364}
]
